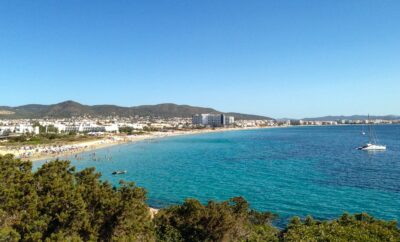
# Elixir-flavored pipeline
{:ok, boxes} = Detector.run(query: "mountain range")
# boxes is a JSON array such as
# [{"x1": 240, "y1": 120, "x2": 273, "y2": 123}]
[
  {"x1": 0, "y1": 101, "x2": 272, "y2": 120},
  {"x1": 302, "y1": 115, "x2": 400, "y2": 121}
]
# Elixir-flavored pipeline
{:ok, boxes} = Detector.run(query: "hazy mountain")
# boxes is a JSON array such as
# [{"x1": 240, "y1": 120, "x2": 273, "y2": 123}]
[
  {"x1": 0, "y1": 101, "x2": 272, "y2": 120},
  {"x1": 303, "y1": 115, "x2": 400, "y2": 121}
]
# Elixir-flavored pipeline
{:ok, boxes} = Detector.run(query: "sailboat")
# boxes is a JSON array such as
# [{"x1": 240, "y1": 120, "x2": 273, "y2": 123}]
[{"x1": 357, "y1": 115, "x2": 386, "y2": 151}]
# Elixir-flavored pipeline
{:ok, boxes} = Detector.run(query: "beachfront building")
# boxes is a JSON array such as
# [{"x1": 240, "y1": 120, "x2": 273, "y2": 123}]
[
  {"x1": 192, "y1": 114, "x2": 235, "y2": 127},
  {"x1": 54, "y1": 123, "x2": 119, "y2": 133},
  {"x1": 15, "y1": 124, "x2": 37, "y2": 134},
  {"x1": 224, "y1": 115, "x2": 235, "y2": 125},
  {"x1": 192, "y1": 114, "x2": 208, "y2": 125},
  {"x1": 0, "y1": 126, "x2": 14, "y2": 135},
  {"x1": 104, "y1": 124, "x2": 119, "y2": 132},
  {"x1": 289, "y1": 120, "x2": 304, "y2": 126},
  {"x1": 54, "y1": 124, "x2": 81, "y2": 133},
  {"x1": 206, "y1": 114, "x2": 224, "y2": 127},
  {"x1": 0, "y1": 124, "x2": 40, "y2": 135},
  {"x1": 118, "y1": 123, "x2": 145, "y2": 130}
]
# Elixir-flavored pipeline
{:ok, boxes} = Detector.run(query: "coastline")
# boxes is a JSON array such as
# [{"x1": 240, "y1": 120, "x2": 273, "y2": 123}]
[
  {"x1": 0, "y1": 126, "x2": 274, "y2": 162},
  {"x1": 3, "y1": 123, "x2": 392, "y2": 162}
]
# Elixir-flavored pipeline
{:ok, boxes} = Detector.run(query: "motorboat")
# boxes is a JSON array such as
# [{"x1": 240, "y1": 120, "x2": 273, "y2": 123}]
[
  {"x1": 357, "y1": 143, "x2": 386, "y2": 151},
  {"x1": 112, "y1": 170, "x2": 127, "y2": 175}
]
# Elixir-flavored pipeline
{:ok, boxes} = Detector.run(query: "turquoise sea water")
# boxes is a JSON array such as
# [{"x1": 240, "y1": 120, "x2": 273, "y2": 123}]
[{"x1": 34, "y1": 125, "x2": 400, "y2": 226}]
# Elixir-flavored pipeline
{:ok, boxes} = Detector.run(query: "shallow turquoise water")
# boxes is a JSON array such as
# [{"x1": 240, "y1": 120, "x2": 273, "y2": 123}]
[{"x1": 34, "y1": 125, "x2": 400, "y2": 225}]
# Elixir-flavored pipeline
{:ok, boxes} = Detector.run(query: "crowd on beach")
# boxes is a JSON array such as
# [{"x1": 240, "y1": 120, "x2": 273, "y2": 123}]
[
  {"x1": 1, "y1": 136, "x2": 127, "y2": 160},
  {"x1": 17, "y1": 144, "x2": 88, "y2": 159}
]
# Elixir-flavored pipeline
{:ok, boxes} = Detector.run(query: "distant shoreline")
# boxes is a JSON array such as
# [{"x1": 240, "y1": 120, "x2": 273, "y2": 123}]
[
  {"x1": 3, "y1": 123, "x2": 397, "y2": 162},
  {"x1": 0, "y1": 126, "x2": 275, "y2": 162}
]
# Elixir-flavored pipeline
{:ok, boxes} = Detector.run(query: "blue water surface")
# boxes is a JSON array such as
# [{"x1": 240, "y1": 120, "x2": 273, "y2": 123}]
[{"x1": 34, "y1": 125, "x2": 400, "y2": 226}]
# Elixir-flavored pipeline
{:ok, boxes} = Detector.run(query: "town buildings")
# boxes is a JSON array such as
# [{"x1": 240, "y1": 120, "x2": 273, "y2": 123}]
[{"x1": 0, "y1": 115, "x2": 399, "y2": 137}]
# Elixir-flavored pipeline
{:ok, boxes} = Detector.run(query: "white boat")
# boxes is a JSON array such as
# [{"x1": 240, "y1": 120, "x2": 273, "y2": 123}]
[
  {"x1": 112, "y1": 170, "x2": 127, "y2": 175},
  {"x1": 358, "y1": 143, "x2": 386, "y2": 151},
  {"x1": 357, "y1": 115, "x2": 386, "y2": 151}
]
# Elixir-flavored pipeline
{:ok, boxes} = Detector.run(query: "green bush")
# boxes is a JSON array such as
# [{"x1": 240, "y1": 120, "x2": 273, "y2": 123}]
[
  {"x1": 154, "y1": 197, "x2": 278, "y2": 242},
  {"x1": 282, "y1": 213, "x2": 400, "y2": 242},
  {"x1": 0, "y1": 154, "x2": 154, "y2": 241}
]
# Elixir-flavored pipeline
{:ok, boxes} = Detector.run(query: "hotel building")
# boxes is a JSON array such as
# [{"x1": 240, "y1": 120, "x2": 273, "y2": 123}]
[{"x1": 192, "y1": 114, "x2": 234, "y2": 127}]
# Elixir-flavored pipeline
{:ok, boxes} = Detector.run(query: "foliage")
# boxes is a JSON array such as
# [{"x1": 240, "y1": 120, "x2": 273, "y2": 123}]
[
  {"x1": 143, "y1": 126, "x2": 160, "y2": 132},
  {"x1": 119, "y1": 127, "x2": 147, "y2": 135},
  {"x1": 32, "y1": 121, "x2": 58, "y2": 134},
  {"x1": 154, "y1": 197, "x2": 278, "y2": 242},
  {"x1": 119, "y1": 126, "x2": 135, "y2": 134},
  {"x1": 4, "y1": 133, "x2": 100, "y2": 146},
  {"x1": 247, "y1": 225, "x2": 280, "y2": 242},
  {"x1": 282, "y1": 213, "x2": 400, "y2": 242},
  {"x1": 0, "y1": 154, "x2": 154, "y2": 241}
]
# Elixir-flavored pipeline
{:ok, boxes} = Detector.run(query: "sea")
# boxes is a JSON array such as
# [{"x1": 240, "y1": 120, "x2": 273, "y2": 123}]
[{"x1": 34, "y1": 125, "x2": 400, "y2": 226}]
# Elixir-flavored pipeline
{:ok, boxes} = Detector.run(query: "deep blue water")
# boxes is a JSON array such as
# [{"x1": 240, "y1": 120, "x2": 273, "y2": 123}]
[{"x1": 34, "y1": 125, "x2": 400, "y2": 226}]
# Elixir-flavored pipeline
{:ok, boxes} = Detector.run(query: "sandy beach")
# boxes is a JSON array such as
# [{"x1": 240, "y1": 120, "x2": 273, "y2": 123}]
[{"x1": 0, "y1": 126, "x2": 272, "y2": 162}]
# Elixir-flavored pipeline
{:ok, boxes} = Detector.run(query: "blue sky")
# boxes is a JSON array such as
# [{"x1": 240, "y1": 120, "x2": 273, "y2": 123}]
[{"x1": 0, "y1": 1, "x2": 399, "y2": 118}]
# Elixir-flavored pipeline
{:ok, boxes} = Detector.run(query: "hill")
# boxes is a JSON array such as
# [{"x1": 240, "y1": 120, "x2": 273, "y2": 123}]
[{"x1": 0, "y1": 101, "x2": 272, "y2": 120}]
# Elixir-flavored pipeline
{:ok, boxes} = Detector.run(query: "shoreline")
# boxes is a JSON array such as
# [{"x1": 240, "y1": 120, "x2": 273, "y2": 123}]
[
  {"x1": 2, "y1": 123, "x2": 395, "y2": 162},
  {"x1": 0, "y1": 126, "x2": 274, "y2": 162}
]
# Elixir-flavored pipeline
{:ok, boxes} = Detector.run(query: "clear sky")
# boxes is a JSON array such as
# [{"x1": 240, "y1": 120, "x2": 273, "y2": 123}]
[{"x1": 0, "y1": 1, "x2": 399, "y2": 118}]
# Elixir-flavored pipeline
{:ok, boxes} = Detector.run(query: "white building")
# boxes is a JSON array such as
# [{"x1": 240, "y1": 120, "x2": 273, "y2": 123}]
[
  {"x1": 192, "y1": 114, "x2": 209, "y2": 125},
  {"x1": 224, "y1": 115, "x2": 235, "y2": 125},
  {"x1": 119, "y1": 123, "x2": 145, "y2": 130},
  {"x1": 289, "y1": 120, "x2": 303, "y2": 126},
  {"x1": 104, "y1": 124, "x2": 119, "y2": 133},
  {"x1": 34, "y1": 126, "x2": 40, "y2": 134},
  {"x1": 15, "y1": 124, "x2": 34, "y2": 134},
  {"x1": 54, "y1": 123, "x2": 119, "y2": 133},
  {"x1": 0, "y1": 126, "x2": 15, "y2": 135},
  {"x1": 192, "y1": 114, "x2": 234, "y2": 127},
  {"x1": 54, "y1": 124, "x2": 78, "y2": 133}
]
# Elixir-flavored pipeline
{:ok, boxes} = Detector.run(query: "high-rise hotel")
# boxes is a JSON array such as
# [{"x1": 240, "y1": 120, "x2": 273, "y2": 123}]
[{"x1": 192, "y1": 114, "x2": 234, "y2": 127}]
